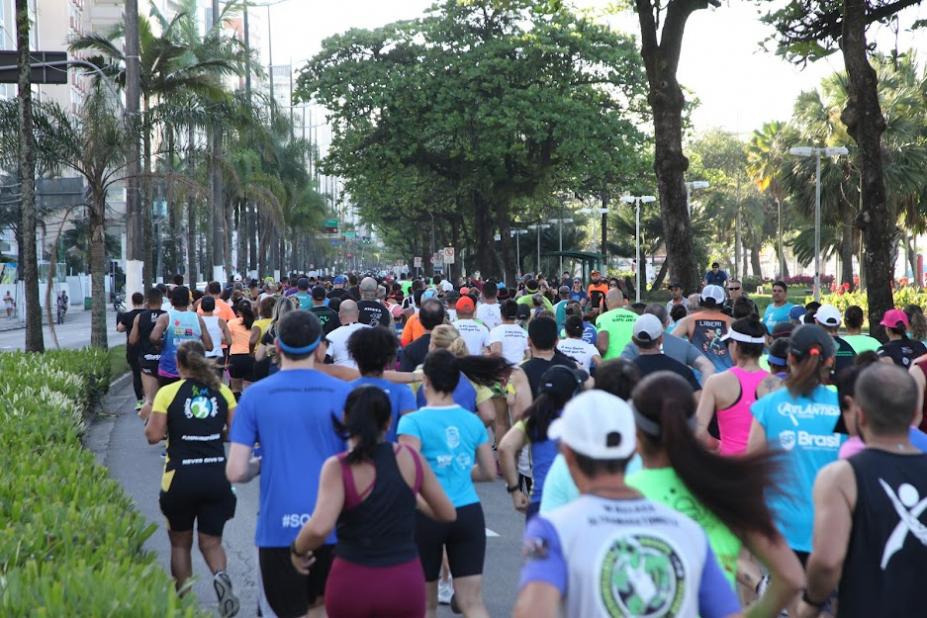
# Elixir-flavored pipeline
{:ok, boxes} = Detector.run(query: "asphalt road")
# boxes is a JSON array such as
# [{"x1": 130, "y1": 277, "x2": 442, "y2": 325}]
[
  {"x1": 0, "y1": 309, "x2": 121, "y2": 350},
  {"x1": 89, "y1": 376, "x2": 526, "y2": 617}
]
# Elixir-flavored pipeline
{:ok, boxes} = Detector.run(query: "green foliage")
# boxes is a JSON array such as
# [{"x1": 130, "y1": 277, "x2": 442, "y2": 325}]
[
  {"x1": 0, "y1": 350, "x2": 205, "y2": 616},
  {"x1": 818, "y1": 286, "x2": 927, "y2": 315}
]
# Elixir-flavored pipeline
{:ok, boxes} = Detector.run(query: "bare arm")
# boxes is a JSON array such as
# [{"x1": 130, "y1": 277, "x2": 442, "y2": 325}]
[
  {"x1": 150, "y1": 313, "x2": 168, "y2": 346},
  {"x1": 596, "y1": 330, "x2": 608, "y2": 356},
  {"x1": 693, "y1": 354, "x2": 715, "y2": 380},
  {"x1": 198, "y1": 316, "x2": 213, "y2": 351},
  {"x1": 910, "y1": 361, "x2": 925, "y2": 425},
  {"x1": 671, "y1": 316, "x2": 689, "y2": 338},
  {"x1": 471, "y1": 442, "x2": 496, "y2": 482},
  {"x1": 498, "y1": 425, "x2": 529, "y2": 512},
  {"x1": 249, "y1": 325, "x2": 262, "y2": 352},
  {"x1": 694, "y1": 375, "x2": 718, "y2": 441},
  {"x1": 488, "y1": 341, "x2": 503, "y2": 357},
  {"x1": 513, "y1": 583, "x2": 561, "y2": 618},
  {"x1": 128, "y1": 314, "x2": 142, "y2": 346},
  {"x1": 226, "y1": 442, "x2": 260, "y2": 484},
  {"x1": 510, "y1": 368, "x2": 532, "y2": 421},
  {"x1": 144, "y1": 411, "x2": 166, "y2": 445},
  {"x1": 742, "y1": 530, "x2": 805, "y2": 618},
  {"x1": 219, "y1": 319, "x2": 232, "y2": 347},
  {"x1": 745, "y1": 419, "x2": 767, "y2": 455},
  {"x1": 476, "y1": 398, "x2": 496, "y2": 426}
]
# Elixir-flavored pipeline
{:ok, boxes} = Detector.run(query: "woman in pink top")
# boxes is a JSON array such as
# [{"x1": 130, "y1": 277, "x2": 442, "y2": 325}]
[{"x1": 696, "y1": 315, "x2": 781, "y2": 455}]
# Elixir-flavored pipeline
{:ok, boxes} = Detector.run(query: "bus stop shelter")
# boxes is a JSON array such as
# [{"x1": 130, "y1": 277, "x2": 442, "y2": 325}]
[{"x1": 540, "y1": 251, "x2": 603, "y2": 281}]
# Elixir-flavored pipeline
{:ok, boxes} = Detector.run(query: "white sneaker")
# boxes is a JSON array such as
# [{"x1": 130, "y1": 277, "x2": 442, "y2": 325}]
[{"x1": 437, "y1": 578, "x2": 453, "y2": 605}]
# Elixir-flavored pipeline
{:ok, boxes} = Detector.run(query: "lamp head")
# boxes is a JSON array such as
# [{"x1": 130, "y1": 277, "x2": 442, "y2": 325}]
[{"x1": 789, "y1": 146, "x2": 814, "y2": 157}]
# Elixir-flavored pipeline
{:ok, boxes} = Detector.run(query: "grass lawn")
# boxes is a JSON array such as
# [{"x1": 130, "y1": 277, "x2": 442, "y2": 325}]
[{"x1": 108, "y1": 344, "x2": 129, "y2": 379}]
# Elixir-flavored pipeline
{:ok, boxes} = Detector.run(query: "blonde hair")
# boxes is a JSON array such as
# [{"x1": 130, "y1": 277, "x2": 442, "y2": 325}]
[
  {"x1": 431, "y1": 324, "x2": 469, "y2": 358},
  {"x1": 176, "y1": 340, "x2": 222, "y2": 392}
]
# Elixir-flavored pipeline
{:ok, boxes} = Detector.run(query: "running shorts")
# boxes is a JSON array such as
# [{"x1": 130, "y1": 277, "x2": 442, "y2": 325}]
[
  {"x1": 139, "y1": 356, "x2": 160, "y2": 376},
  {"x1": 325, "y1": 557, "x2": 425, "y2": 618},
  {"x1": 158, "y1": 469, "x2": 236, "y2": 537},
  {"x1": 228, "y1": 353, "x2": 254, "y2": 380},
  {"x1": 415, "y1": 501, "x2": 486, "y2": 581},
  {"x1": 260, "y1": 544, "x2": 335, "y2": 618}
]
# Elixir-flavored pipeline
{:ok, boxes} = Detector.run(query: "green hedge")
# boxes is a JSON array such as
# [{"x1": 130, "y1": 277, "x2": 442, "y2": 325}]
[{"x1": 0, "y1": 350, "x2": 206, "y2": 616}]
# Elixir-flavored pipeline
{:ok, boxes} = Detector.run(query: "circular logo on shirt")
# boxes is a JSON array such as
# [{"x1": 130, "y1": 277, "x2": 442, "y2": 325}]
[
  {"x1": 779, "y1": 430, "x2": 796, "y2": 451},
  {"x1": 185, "y1": 395, "x2": 217, "y2": 420},
  {"x1": 600, "y1": 533, "x2": 685, "y2": 617},
  {"x1": 445, "y1": 426, "x2": 461, "y2": 449}
]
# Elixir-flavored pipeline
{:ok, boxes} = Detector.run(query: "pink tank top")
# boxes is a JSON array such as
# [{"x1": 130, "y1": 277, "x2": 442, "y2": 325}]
[{"x1": 717, "y1": 366, "x2": 769, "y2": 456}]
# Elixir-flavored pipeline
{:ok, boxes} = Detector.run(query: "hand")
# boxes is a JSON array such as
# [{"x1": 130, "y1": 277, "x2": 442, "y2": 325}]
[
  {"x1": 290, "y1": 548, "x2": 316, "y2": 575},
  {"x1": 796, "y1": 600, "x2": 823, "y2": 618},
  {"x1": 511, "y1": 489, "x2": 529, "y2": 513}
]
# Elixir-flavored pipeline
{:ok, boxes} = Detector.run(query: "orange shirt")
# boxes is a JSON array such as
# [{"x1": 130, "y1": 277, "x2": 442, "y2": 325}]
[
  {"x1": 401, "y1": 313, "x2": 426, "y2": 347},
  {"x1": 229, "y1": 318, "x2": 252, "y2": 355},
  {"x1": 197, "y1": 296, "x2": 235, "y2": 322}
]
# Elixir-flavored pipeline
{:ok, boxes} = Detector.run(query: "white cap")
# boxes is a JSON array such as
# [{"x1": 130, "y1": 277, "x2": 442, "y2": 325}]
[
  {"x1": 632, "y1": 313, "x2": 664, "y2": 343},
  {"x1": 700, "y1": 284, "x2": 725, "y2": 307},
  {"x1": 814, "y1": 304, "x2": 842, "y2": 328},
  {"x1": 233, "y1": 274, "x2": 242, "y2": 282},
  {"x1": 548, "y1": 390, "x2": 636, "y2": 459}
]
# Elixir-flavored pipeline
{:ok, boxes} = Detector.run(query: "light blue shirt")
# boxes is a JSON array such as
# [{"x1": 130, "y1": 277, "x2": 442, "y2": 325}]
[
  {"x1": 763, "y1": 302, "x2": 795, "y2": 333},
  {"x1": 750, "y1": 384, "x2": 842, "y2": 552},
  {"x1": 540, "y1": 453, "x2": 642, "y2": 515},
  {"x1": 397, "y1": 405, "x2": 489, "y2": 507}
]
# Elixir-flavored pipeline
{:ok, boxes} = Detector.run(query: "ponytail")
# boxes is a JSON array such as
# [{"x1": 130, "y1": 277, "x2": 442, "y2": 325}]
[
  {"x1": 632, "y1": 372, "x2": 782, "y2": 541},
  {"x1": 785, "y1": 353, "x2": 829, "y2": 397},
  {"x1": 430, "y1": 325, "x2": 511, "y2": 386},
  {"x1": 235, "y1": 300, "x2": 255, "y2": 330},
  {"x1": 176, "y1": 340, "x2": 222, "y2": 392},
  {"x1": 333, "y1": 386, "x2": 392, "y2": 464}
]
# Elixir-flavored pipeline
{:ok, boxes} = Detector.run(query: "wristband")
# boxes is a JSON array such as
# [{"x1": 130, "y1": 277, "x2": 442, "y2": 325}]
[
  {"x1": 802, "y1": 589, "x2": 826, "y2": 609},
  {"x1": 506, "y1": 484, "x2": 520, "y2": 494},
  {"x1": 289, "y1": 540, "x2": 302, "y2": 556}
]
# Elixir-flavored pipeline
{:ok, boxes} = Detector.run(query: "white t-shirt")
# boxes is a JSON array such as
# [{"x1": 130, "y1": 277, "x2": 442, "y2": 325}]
[
  {"x1": 556, "y1": 339, "x2": 599, "y2": 372},
  {"x1": 439, "y1": 280, "x2": 454, "y2": 293},
  {"x1": 453, "y1": 319, "x2": 490, "y2": 356},
  {"x1": 487, "y1": 323, "x2": 529, "y2": 365},
  {"x1": 476, "y1": 301, "x2": 502, "y2": 331},
  {"x1": 325, "y1": 322, "x2": 369, "y2": 368}
]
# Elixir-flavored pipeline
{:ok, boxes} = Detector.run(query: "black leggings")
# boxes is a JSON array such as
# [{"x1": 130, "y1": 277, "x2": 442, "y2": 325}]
[{"x1": 127, "y1": 352, "x2": 143, "y2": 400}]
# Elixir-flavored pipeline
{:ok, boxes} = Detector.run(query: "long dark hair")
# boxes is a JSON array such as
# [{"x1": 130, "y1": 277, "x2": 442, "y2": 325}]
[
  {"x1": 423, "y1": 349, "x2": 510, "y2": 392},
  {"x1": 235, "y1": 300, "x2": 255, "y2": 330},
  {"x1": 632, "y1": 372, "x2": 782, "y2": 541},
  {"x1": 333, "y1": 386, "x2": 392, "y2": 464},
  {"x1": 524, "y1": 390, "x2": 572, "y2": 442},
  {"x1": 785, "y1": 351, "x2": 829, "y2": 397}
]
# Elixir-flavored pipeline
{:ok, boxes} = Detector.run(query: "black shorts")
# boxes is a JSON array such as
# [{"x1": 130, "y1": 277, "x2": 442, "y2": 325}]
[
  {"x1": 158, "y1": 468, "x2": 236, "y2": 537},
  {"x1": 259, "y1": 544, "x2": 335, "y2": 618},
  {"x1": 228, "y1": 353, "x2": 254, "y2": 380},
  {"x1": 139, "y1": 357, "x2": 160, "y2": 376},
  {"x1": 415, "y1": 501, "x2": 486, "y2": 581},
  {"x1": 158, "y1": 375, "x2": 179, "y2": 388}
]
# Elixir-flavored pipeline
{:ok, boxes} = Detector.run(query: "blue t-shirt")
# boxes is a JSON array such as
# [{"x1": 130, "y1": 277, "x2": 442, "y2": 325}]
[
  {"x1": 294, "y1": 292, "x2": 313, "y2": 310},
  {"x1": 540, "y1": 453, "x2": 642, "y2": 514},
  {"x1": 568, "y1": 290, "x2": 587, "y2": 304},
  {"x1": 350, "y1": 376, "x2": 416, "y2": 442},
  {"x1": 229, "y1": 368, "x2": 350, "y2": 547},
  {"x1": 750, "y1": 384, "x2": 842, "y2": 552},
  {"x1": 763, "y1": 302, "x2": 795, "y2": 333},
  {"x1": 581, "y1": 321, "x2": 597, "y2": 345},
  {"x1": 910, "y1": 427, "x2": 927, "y2": 452},
  {"x1": 415, "y1": 372, "x2": 477, "y2": 413},
  {"x1": 397, "y1": 405, "x2": 488, "y2": 507}
]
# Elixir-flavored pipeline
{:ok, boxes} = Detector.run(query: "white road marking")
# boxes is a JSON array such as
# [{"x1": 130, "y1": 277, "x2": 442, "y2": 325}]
[{"x1": 485, "y1": 528, "x2": 500, "y2": 538}]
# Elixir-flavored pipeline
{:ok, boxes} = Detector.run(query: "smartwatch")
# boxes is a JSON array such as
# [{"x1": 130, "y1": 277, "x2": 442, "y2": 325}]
[{"x1": 506, "y1": 484, "x2": 520, "y2": 494}]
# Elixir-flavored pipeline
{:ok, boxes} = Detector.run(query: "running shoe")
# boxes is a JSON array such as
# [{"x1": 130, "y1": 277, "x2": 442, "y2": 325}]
[
  {"x1": 438, "y1": 578, "x2": 453, "y2": 605},
  {"x1": 134, "y1": 399, "x2": 144, "y2": 411},
  {"x1": 213, "y1": 570, "x2": 240, "y2": 618}
]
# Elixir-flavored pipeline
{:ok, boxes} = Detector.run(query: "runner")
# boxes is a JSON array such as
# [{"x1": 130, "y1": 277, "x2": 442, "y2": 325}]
[
  {"x1": 629, "y1": 313, "x2": 702, "y2": 394},
  {"x1": 347, "y1": 326, "x2": 416, "y2": 441},
  {"x1": 585, "y1": 270, "x2": 608, "y2": 311},
  {"x1": 308, "y1": 285, "x2": 339, "y2": 336},
  {"x1": 842, "y1": 305, "x2": 881, "y2": 354},
  {"x1": 514, "y1": 390, "x2": 740, "y2": 618},
  {"x1": 254, "y1": 296, "x2": 297, "y2": 378},
  {"x1": 289, "y1": 386, "x2": 455, "y2": 618},
  {"x1": 397, "y1": 349, "x2": 497, "y2": 618},
  {"x1": 400, "y1": 298, "x2": 444, "y2": 371},
  {"x1": 568, "y1": 277, "x2": 587, "y2": 305},
  {"x1": 722, "y1": 278, "x2": 746, "y2": 316},
  {"x1": 498, "y1": 365, "x2": 585, "y2": 520},
  {"x1": 813, "y1": 304, "x2": 856, "y2": 375},
  {"x1": 151, "y1": 286, "x2": 213, "y2": 387},
  {"x1": 620, "y1": 304, "x2": 716, "y2": 380},
  {"x1": 226, "y1": 310, "x2": 350, "y2": 618},
  {"x1": 556, "y1": 315, "x2": 601, "y2": 373},
  {"x1": 878, "y1": 308, "x2": 927, "y2": 368},
  {"x1": 552, "y1": 286, "x2": 571, "y2": 332},
  {"x1": 445, "y1": 297, "x2": 484, "y2": 356},
  {"x1": 629, "y1": 372, "x2": 803, "y2": 613},
  {"x1": 130, "y1": 288, "x2": 167, "y2": 420},
  {"x1": 595, "y1": 289, "x2": 637, "y2": 361},
  {"x1": 227, "y1": 300, "x2": 256, "y2": 398},
  {"x1": 325, "y1": 299, "x2": 370, "y2": 369},
  {"x1": 357, "y1": 276, "x2": 391, "y2": 327},
  {"x1": 198, "y1": 296, "x2": 231, "y2": 378},
  {"x1": 198, "y1": 281, "x2": 236, "y2": 323},
  {"x1": 117, "y1": 292, "x2": 146, "y2": 409},
  {"x1": 673, "y1": 285, "x2": 733, "y2": 372},
  {"x1": 144, "y1": 340, "x2": 240, "y2": 617},
  {"x1": 665, "y1": 281, "x2": 687, "y2": 314},
  {"x1": 291, "y1": 277, "x2": 312, "y2": 310},
  {"x1": 800, "y1": 363, "x2": 927, "y2": 618},
  {"x1": 3, "y1": 290, "x2": 13, "y2": 318},
  {"x1": 328, "y1": 275, "x2": 350, "y2": 302},
  {"x1": 747, "y1": 324, "x2": 842, "y2": 566},
  {"x1": 696, "y1": 315, "x2": 777, "y2": 455},
  {"x1": 475, "y1": 280, "x2": 502, "y2": 331},
  {"x1": 762, "y1": 280, "x2": 795, "y2": 334},
  {"x1": 516, "y1": 279, "x2": 554, "y2": 313}
]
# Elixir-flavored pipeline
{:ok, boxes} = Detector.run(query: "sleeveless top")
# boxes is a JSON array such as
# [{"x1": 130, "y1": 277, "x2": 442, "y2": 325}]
[
  {"x1": 158, "y1": 309, "x2": 202, "y2": 378},
  {"x1": 717, "y1": 366, "x2": 769, "y2": 456},
  {"x1": 335, "y1": 443, "x2": 423, "y2": 567},
  {"x1": 839, "y1": 449, "x2": 927, "y2": 617},
  {"x1": 690, "y1": 316, "x2": 733, "y2": 372},
  {"x1": 254, "y1": 318, "x2": 272, "y2": 339},
  {"x1": 200, "y1": 315, "x2": 224, "y2": 358},
  {"x1": 229, "y1": 318, "x2": 252, "y2": 355},
  {"x1": 138, "y1": 309, "x2": 166, "y2": 363}
]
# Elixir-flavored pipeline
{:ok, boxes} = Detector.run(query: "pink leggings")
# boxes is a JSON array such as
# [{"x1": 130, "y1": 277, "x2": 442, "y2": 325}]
[{"x1": 324, "y1": 556, "x2": 425, "y2": 618}]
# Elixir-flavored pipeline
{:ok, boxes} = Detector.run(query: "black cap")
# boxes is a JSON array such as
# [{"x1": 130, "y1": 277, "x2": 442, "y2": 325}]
[
  {"x1": 311, "y1": 285, "x2": 327, "y2": 300},
  {"x1": 789, "y1": 324, "x2": 835, "y2": 359},
  {"x1": 539, "y1": 365, "x2": 588, "y2": 400}
]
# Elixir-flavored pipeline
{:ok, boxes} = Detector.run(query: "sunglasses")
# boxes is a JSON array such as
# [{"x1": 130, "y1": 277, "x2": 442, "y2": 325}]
[{"x1": 728, "y1": 286, "x2": 740, "y2": 291}]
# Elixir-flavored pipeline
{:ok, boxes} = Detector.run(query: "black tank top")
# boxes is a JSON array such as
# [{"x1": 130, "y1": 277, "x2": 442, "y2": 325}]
[
  {"x1": 521, "y1": 354, "x2": 576, "y2": 397},
  {"x1": 138, "y1": 309, "x2": 166, "y2": 361},
  {"x1": 335, "y1": 443, "x2": 421, "y2": 567},
  {"x1": 839, "y1": 449, "x2": 927, "y2": 617}
]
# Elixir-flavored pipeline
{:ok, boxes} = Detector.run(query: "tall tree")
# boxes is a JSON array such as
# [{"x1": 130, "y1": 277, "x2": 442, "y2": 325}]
[
  {"x1": 16, "y1": 0, "x2": 42, "y2": 352},
  {"x1": 633, "y1": 0, "x2": 720, "y2": 294},
  {"x1": 209, "y1": 0, "x2": 225, "y2": 282},
  {"x1": 124, "y1": 0, "x2": 143, "y2": 297}
]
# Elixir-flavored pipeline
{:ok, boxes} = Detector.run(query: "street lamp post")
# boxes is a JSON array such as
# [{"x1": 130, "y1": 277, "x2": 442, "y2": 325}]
[
  {"x1": 621, "y1": 195, "x2": 657, "y2": 303},
  {"x1": 511, "y1": 229, "x2": 528, "y2": 278},
  {"x1": 789, "y1": 146, "x2": 849, "y2": 301},
  {"x1": 551, "y1": 215, "x2": 574, "y2": 274},
  {"x1": 685, "y1": 180, "x2": 710, "y2": 215},
  {"x1": 532, "y1": 223, "x2": 551, "y2": 275}
]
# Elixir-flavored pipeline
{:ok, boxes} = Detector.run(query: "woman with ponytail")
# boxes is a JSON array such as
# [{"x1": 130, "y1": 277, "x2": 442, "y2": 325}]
[
  {"x1": 747, "y1": 324, "x2": 842, "y2": 567},
  {"x1": 143, "y1": 340, "x2": 241, "y2": 615},
  {"x1": 630, "y1": 372, "x2": 804, "y2": 615},
  {"x1": 398, "y1": 349, "x2": 498, "y2": 618},
  {"x1": 290, "y1": 386, "x2": 455, "y2": 618}
]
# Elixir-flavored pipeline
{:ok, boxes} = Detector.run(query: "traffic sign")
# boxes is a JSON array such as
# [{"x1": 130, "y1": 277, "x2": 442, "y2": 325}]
[
  {"x1": 443, "y1": 247, "x2": 455, "y2": 264},
  {"x1": 414, "y1": 256, "x2": 422, "y2": 268}
]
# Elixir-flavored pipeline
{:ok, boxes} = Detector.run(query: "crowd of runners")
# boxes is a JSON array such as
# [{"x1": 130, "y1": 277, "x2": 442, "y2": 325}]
[{"x1": 116, "y1": 267, "x2": 927, "y2": 617}]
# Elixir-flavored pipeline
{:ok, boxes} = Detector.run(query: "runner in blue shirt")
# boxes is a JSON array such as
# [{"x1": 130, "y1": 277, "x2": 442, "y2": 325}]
[
  {"x1": 226, "y1": 310, "x2": 350, "y2": 618},
  {"x1": 762, "y1": 280, "x2": 796, "y2": 334}
]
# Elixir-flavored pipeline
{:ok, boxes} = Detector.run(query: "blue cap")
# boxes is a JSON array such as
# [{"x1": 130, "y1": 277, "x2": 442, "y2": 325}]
[
  {"x1": 497, "y1": 281, "x2": 506, "y2": 290},
  {"x1": 333, "y1": 275, "x2": 347, "y2": 285},
  {"x1": 421, "y1": 288, "x2": 438, "y2": 301},
  {"x1": 788, "y1": 305, "x2": 806, "y2": 321}
]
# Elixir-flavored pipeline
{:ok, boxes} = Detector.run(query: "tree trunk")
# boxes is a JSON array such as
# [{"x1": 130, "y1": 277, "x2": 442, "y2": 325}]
[
  {"x1": 142, "y1": 96, "x2": 153, "y2": 287},
  {"x1": 841, "y1": 0, "x2": 893, "y2": 333},
  {"x1": 165, "y1": 125, "x2": 178, "y2": 278},
  {"x1": 650, "y1": 258, "x2": 668, "y2": 294},
  {"x1": 186, "y1": 124, "x2": 197, "y2": 284},
  {"x1": 635, "y1": 0, "x2": 703, "y2": 294},
  {"x1": 89, "y1": 189, "x2": 108, "y2": 349},
  {"x1": 16, "y1": 0, "x2": 42, "y2": 352},
  {"x1": 473, "y1": 193, "x2": 495, "y2": 278},
  {"x1": 495, "y1": 198, "x2": 514, "y2": 285},
  {"x1": 209, "y1": 0, "x2": 225, "y2": 283},
  {"x1": 123, "y1": 0, "x2": 143, "y2": 297},
  {"x1": 840, "y1": 206, "x2": 856, "y2": 289},
  {"x1": 247, "y1": 202, "x2": 257, "y2": 274},
  {"x1": 750, "y1": 246, "x2": 762, "y2": 279}
]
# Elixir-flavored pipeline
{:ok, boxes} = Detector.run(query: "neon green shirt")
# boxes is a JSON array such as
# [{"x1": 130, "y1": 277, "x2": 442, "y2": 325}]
[
  {"x1": 627, "y1": 467, "x2": 741, "y2": 586},
  {"x1": 399, "y1": 280, "x2": 412, "y2": 295},
  {"x1": 595, "y1": 307, "x2": 638, "y2": 360}
]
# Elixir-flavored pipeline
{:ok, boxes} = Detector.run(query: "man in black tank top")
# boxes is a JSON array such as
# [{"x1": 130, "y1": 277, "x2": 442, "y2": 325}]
[
  {"x1": 801, "y1": 363, "x2": 927, "y2": 618},
  {"x1": 129, "y1": 288, "x2": 166, "y2": 420},
  {"x1": 513, "y1": 317, "x2": 586, "y2": 402}
]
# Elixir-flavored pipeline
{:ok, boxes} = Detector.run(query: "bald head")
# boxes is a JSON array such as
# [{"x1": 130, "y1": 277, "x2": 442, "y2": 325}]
[
  {"x1": 606, "y1": 288, "x2": 625, "y2": 310},
  {"x1": 339, "y1": 299, "x2": 359, "y2": 324},
  {"x1": 856, "y1": 363, "x2": 918, "y2": 436}
]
